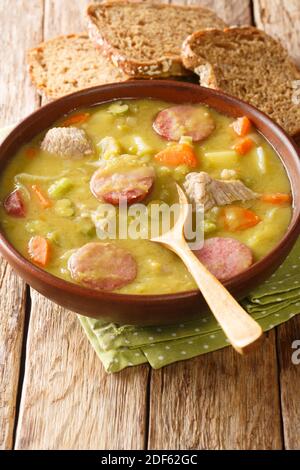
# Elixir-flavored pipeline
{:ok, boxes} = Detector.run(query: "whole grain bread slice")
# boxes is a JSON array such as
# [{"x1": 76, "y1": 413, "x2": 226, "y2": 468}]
[
  {"x1": 27, "y1": 33, "x2": 129, "y2": 100},
  {"x1": 182, "y1": 26, "x2": 300, "y2": 136},
  {"x1": 86, "y1": 1, "x2": 227, "y2": 78}
]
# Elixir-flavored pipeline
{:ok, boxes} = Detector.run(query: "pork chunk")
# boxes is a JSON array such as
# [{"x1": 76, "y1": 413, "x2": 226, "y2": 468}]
[
  {"x1": 183, "y1": 171, "x2": 258, "y2": 211},
  {"x1": 41, "y1": 127, "x2": 93, "y2": 158}
]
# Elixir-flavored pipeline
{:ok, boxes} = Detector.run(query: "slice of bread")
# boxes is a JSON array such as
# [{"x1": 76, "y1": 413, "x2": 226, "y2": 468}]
[
  {"x1": 27, "y1": 33, "x2": 129, "y2": 100},
  {"x1": 86, "y1": 1, "x2": 227, "y2": 78},
  {"x1": 182, "y1": 26, "x2": 300, "y2": 136}
]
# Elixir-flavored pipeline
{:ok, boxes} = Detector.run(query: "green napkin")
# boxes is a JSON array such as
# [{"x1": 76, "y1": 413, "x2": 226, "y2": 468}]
[
  {"x1": 79, "y1": 237, "x2": 300, "y2": 372},
  {"x1": 1, "y1": 125, "x2": 299, "y2": 373}
]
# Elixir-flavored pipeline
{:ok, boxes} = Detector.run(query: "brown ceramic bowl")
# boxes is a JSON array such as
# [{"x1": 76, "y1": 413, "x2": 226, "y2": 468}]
[{"x1": 0, "y1": 81, "x2": 300, "y2": 325}]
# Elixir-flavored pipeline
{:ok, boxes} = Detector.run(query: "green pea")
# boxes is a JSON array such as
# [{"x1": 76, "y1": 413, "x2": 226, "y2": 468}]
[
  {"x1": 156, "y1": 166, "x2": 172, "y2": 177},
  {"x1": 25, "y1": 219, "x2": 46, "y2": 234},
  {"x1": 46, "y1": 231, "x2": 60, "y2": 245},
  {"x1": 48, "y1": 177, "x2": 73, "y2": 199},
  {"x1": 55, "y1": 199, "x2": 75, "y2": 217},
  {"x1": 173, "y1": 164, "x2": 190, "y2": 181},
  {"x1": 203, "y1": 220, "x2": 217, "y2": 234},
  {"x1": 79, "y1": 219, "x2": 96, "y2": 237},
  {"x1": 108, "y1": 101, "x2": 129, "y2": 114}
]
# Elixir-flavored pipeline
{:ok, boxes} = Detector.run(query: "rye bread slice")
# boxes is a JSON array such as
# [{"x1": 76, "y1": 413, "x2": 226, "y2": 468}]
[
  {"x1": 86, "y1": 1, "x2": 227, "y2": 78},
  {"x1": 27, "y1": 33, "x2": 129, "y2": 100},
  {"x1": 182, "y1": 26, "x2": 300, "y2": 136}
]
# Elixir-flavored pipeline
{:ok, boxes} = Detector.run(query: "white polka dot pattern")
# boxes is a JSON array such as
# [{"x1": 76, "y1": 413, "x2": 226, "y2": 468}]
[{"x1": 78, "y1": 237, "x2": 300, "y2": 373}]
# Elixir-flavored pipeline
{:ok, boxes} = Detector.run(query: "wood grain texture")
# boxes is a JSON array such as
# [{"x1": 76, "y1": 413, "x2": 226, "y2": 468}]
[
  {"x1": 0, "y1": 0, "x2": 42, "y2": 126},
  {"x1": 255, "y1": 0, "x2": 300, "y2": 450},
  {"x1": 253, "y1": 0, "x2": 300, "y2": 67},
  {"x1": 148, "y1": 332, "x2": 282, "y2": 450},
  {"x1": 15, "y1": 291, "x2": 149, "y2": 450},
  {"x1": 0, "y1": 0, "x2": 43, "y2": 450},
  {"x1": 187, "y1": 0, "x2": 252, "y2": 24},
  {"x1": 2, "y1": 0, "x2": 300, "y2": 451},
  {"x1": 15, "y1": 0, "x2": 149, "y2": 450},
  {"x1": 0, "y1": 266, "x2": 27, "y2": 450},
  {"x1": 147, "y1": 0, "x2": 282, "y2": 451},
  {"x1": 43, "y1": 0, "x2": 90, "y2": 37},
  {"x1": 277, "y1": 317, "x2": 300, "y2": 450}
]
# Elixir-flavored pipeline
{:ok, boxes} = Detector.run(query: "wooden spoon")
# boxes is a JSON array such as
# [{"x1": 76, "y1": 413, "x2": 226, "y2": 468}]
[{"x1": 151, "y1": 184, "x2": 263, "y2": 354}]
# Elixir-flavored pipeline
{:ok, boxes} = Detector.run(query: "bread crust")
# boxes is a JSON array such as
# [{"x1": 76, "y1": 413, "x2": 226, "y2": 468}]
[
  {"x1": 86, "y1": 1, "x2": 226, "y2": 78},
  {"x1": 27, "y1": 33, "x2": 129, "y2": 99},
  {"x1": 181, "y1": 26, "x2": 300, "y2": 136}
]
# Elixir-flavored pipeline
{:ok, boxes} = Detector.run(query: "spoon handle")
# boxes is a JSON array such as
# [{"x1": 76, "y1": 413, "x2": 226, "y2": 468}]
[{"x1": 169, "y1": 239, "x2": 263, "y2": 354}]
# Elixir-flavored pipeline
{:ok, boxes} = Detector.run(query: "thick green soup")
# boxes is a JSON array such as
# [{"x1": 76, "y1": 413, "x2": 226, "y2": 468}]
[{"x1": 0, "y1": 99, "x2": 292, "y2": 294}]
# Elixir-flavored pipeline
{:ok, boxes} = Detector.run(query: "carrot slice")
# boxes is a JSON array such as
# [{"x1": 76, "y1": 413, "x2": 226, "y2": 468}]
[
  {"x1": 154, "y1": 143, "x2": 198, "y2": 167},
  {"x1": 31, "y1": 184, "x2": 52, "y2": 208},
  {"x1": 234, "y1": 137, "x2": 254, "y2": 155},
  {"x1": 232, "y1": 116, "x2": 252, "y2": 137},
  {"x1": 62, "y1": 112, "x2": 90, "y2": 126},
  {"x1": 25, "y1": 147, "x2": 38, "y2": 159},
  {"x1": 261, "y1": 193, "x2": 292, "y2": 204},
  {"x1": 220, "y1": 206, "x2": 261, "y2": 231},
  {"x1": 28, "y1": 236, "x2": 51, "y2": 267}
]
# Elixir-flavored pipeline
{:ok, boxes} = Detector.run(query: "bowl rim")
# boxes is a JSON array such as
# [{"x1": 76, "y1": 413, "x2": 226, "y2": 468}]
[{"x1": 0, "y1": 79, "x2": 300, "y2": 304}]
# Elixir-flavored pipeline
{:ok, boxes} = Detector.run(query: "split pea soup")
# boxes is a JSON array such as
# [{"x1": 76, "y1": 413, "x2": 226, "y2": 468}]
[{"x1": 0, "y1": 99, "x2": 292, "y2": 294}]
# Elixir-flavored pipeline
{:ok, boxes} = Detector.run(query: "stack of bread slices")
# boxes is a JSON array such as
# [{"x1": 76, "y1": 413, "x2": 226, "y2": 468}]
[{"x1": 27, "y1": 1, "x2": 300, "y2": 137}]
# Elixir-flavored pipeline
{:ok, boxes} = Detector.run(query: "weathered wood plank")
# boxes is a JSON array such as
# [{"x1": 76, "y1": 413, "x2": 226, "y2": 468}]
[
  {"x1": 187, "y1": 0, "x2": 252, "y2": 25},
  {"x1": 0, "y1": 0, "x2": 43, "y2": 450},
  {"x1": 148, "y1": 0, "x2": 282, "y2": 451},
  {"x1": 277, "y1": 317, "x2": 300, "y2": 450},
  {"x1": 8, "y1": 0, "x2": 296, "y2": 451},
  {"x1": 253, "y1": 0, "x2": 300, "y2": 67},
  {"x1": 0, "y1": 266, "x2": 27, "y2": 450},
  {"x1": 15, "y1": 0, "x2": 149, "y2": 450},
  {"x1": 254, "y1": 0, "x2": 300, "y2": 449},
  {"x1": 43, "y1": 0, "x2": 89, "y2": 37},
  {"x1": 148, "y1": 331, "x2": 282, "y2": 450},
  {"x1": 15, "y1": 292, "x2": 149, "y2": 450},
  {"x1": 0, "y1": 0, "x2": 42, "y2": 126}
]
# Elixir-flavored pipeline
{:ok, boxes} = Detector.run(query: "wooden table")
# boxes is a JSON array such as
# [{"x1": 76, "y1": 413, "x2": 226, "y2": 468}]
[{"x1": 1, "y1": 0, "x2": 300, "y2": 450}]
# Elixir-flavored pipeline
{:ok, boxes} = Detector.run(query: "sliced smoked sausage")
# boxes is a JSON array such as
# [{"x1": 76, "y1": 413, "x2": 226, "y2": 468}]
[
  {"x1": 68, "y1": 242, "x2": 137, "y2": 291},
  {"x1": 3, "y1": 190, "x2": 26, "y2": 217},
  {"x1": 193, "y1": 237, "x2": 253, "y2": 281},
  {"x1": 90, "y1": 166, "x2": 155, "y2": 205},
  {"x1": 153, "y1": 105, "x2": 215, "y2": 142}
]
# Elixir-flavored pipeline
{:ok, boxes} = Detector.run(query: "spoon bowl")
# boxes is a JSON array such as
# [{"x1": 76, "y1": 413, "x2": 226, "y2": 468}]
[
  {"x1": 151, "y1": 185, "x2": 264, "y2": 354},
  {"x1": 0, "y1": 80, "x2": 299, "y2": 325}
]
